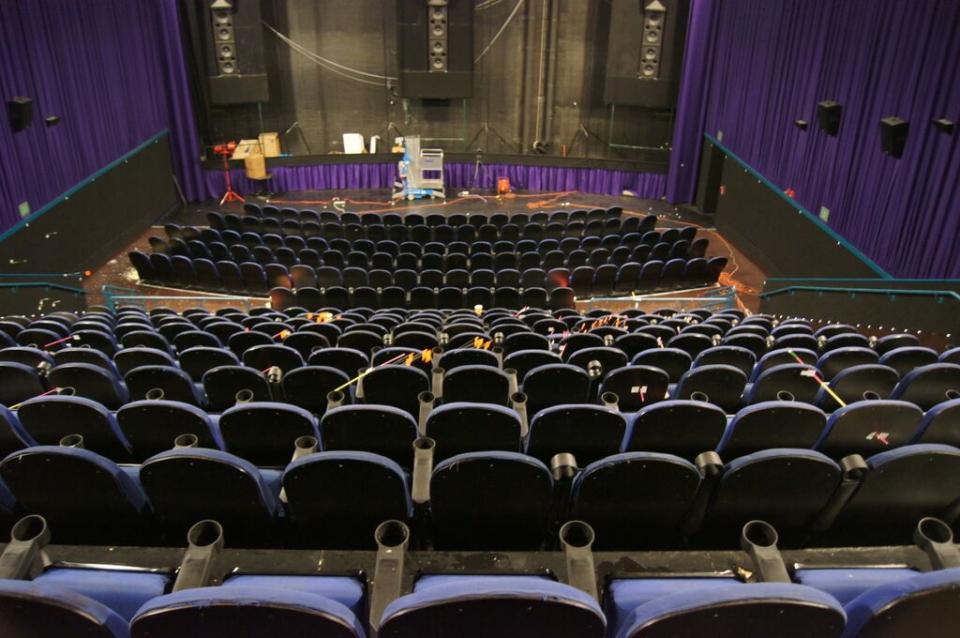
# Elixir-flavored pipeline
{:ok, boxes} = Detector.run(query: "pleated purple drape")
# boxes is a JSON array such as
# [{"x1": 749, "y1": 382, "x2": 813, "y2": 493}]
[
  {"x1": 668, "y1": 0, "x2": 960, "y2": 278},
  {"x1": 0, "y1": 0, "x2": 203, "y2": 232},
  {"x1": 202, "y1": 163, "x2": 667, "y2": 200}
]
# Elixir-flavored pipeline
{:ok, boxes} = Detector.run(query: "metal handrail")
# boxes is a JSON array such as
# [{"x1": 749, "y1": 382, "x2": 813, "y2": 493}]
[
  {"x1": 0, "y1": 282, "x2": 86, "y2": 294},
  {"x1": 761, "y1": 285, "x2": 960, "y2": 302}
]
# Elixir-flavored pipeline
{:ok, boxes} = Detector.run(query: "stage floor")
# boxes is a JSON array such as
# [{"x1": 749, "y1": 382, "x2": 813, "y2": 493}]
[{"x1": 85, "y1": 189, "x2": 766, "y2": 313}]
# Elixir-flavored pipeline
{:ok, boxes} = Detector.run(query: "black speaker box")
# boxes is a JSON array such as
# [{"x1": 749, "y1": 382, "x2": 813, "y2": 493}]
[
  {"x1": 397, "y1": 0, "x2": 474, "y2": 99},
  {"x1": 8, "y1": 97, "x2": 33, "y2": 132},
  {"x1": 603, "y1": 0, "x2": 690, "y2": 108},
  {"x1": 817, "y1": 101, "x2": 842, "y2": 136},
  {"x1": 203, "y1": 0, "x2": 269, "y2": 105},
  {"x1": 933, "y1": 118, "x2": 955, "y2": 135},
  {"x1": 879, "y1": 117, "x2": 909, "y2": 158}
]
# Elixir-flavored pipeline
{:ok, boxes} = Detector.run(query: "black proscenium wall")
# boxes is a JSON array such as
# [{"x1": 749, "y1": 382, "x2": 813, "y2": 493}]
[
  {"x1": 183, "y1": 0, "x2": 682, "y2": 165},
  {"x1": 0, "y1": 134, "x2": 178, "y2": 276}
]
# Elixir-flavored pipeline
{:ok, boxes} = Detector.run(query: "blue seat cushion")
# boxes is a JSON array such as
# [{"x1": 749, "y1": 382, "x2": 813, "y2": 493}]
[
  {"x1": 132, "y1": 585, "x2": 364, "y2": 637},
  {"x1": 35, "y1": 567, "x2": 171, "y2": 621},
  {"x1": 606, "y1": 578, "x2": 741, "y2": 632},
  {"x1": 223, "y1": 575, "x2": 365, "y2": 617},
  {"x1": 616, "y1": 583, "x2": 845, "y2": 638},
  {"x1": 794, "y1": 568, "x2": 917, "y2": 605},
  {"x1": 842, "y1": 567, "x2": 960, "y2": 638},
  {"x1": 0, "y1": 579, "x2": 130, "y2": 637},
  {"x1": 382, "y1": 575, "x2": 605, "y2": 632}
]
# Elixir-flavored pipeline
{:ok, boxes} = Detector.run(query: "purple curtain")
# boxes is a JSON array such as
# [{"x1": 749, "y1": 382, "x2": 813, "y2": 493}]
[
  {"x1": 670, "y1": 0, "x2": 960, "y2": 278},
  {"x1": 665, "y1": 0, "x2": 719, "y2": 204},
  {"x1": 202, "y1": 163, "x2": 666, "y2": 200},
  {"x1": 0, "y1": 0, "x2": 202, "y2": 232}
]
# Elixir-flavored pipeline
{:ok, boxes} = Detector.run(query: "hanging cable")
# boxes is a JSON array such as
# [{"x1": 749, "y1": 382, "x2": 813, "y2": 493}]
[
  {"x1": 477, "y1": 0, "x2": 509, "y2": 10},
  {"x1": 261, "y1": 21, "x2": 397, "y2": 86},
  {"x1": 475, "y1": 0, "x2": 525, "y2": 63}
]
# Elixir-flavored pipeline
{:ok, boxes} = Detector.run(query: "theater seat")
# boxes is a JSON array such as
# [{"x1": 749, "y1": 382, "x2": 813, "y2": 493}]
[
  {"x1": 912, "y1": 398, "x2": 960, "y2": 447},
  {"x1": 33, "y1": 567, "x2": 171, "y2": 621},
  {"x1": 219, "y1": 402, "x2": 319, "y2": 466},
  {"x1": 425, "y1": 403, "x2": 523, "y2": 461},
  {"x1": 379, "y1": 576, "x2": 605, "y2": 638},
  {"x1": 0, "y1": 446, "x2": 151, "y2": 545},
  {"x1": 793, "y1": 567, "x2": 918, "y2": 605},
  {"x1": 201, "y1": 365, "x2": 272, "y2": 411},
  {"x1": 140, "y1": 448, "x2": 280, "y2": 545},
  {"x1": 841, "y1": 567, "x2": 960, "y2": 637},
  {"x1": 526, "y1": 404, "x2": 626, "y2": 465},
  {"x1": 825, "y1": 444, "x2": 960, "y2": 545},
  {"x1": 0, "y1": 580, "x2": 130, "y2": 638},
  {"x1": 119, "y1": 363, "x2": 192, "y2": 403},
  {"x1": 599, "y1": 365, "x2": 670, "y2": 411},
  {"x1": 522, "y1": 364, "x2": 592, "y2": 417},
  {"x1": 815, "y1": 364, "x2": 899, "y2": 407},
  {"x1": 672, "y1": 364, "x2": 746, "y2": 412},
  {"x1": 282, "y1": 451, "x2": 411, "y2": 548},
  {"x1": 116, "y1": 399, "x2": 221, "y2": 461},
  {"x1": 316, "y1": 405, "x2": 416, "y2": 468},
  {"x1": 430, "y1": 451, "x2": 553, "y2": 550},
  {"x1": 745, "y1": 363, "x2": 821, "y2": 404},
  {"x1": 130, "y1": 586, "x2": 365, "y2": 638},
  {"x1": 360, "y1": 366, "x2": 430, "y2": 417},
  {"x1": 814, "y1": 400, "x2": 923, "y2": 459},
  {"x1": 441, "y1": 366, "x2": 511, "y2": 406},
  {"x1": 282, "y1": 366, "x2": 351, "y2": 414},
  {"x1": 609, "y1": 582, "x2": 845, "y2": 638},
  {"x1": 698, "y1": 449, "x2": 842, "y2": 547},
  {"x1": 718, "y1": 401, "x2": 827, "y2": 459},
  {"x1": 0, "y1": 362, "x2": 47, "y2": 407},
  {"x1": 0, "y1": 405, "x2": 35, "y2": 457},
  {"x1": 890, "y1": 363, "x2": 960, "y2": 409},
  {"x1": 623, "y1": 400, "x2": 727, "y2": 460},
  {"x1": 570, "y1": 452, "x2": 700, "y2": 549},
  {"x1": 16, "y1": 395, "x2": 133, "y2": 461}
]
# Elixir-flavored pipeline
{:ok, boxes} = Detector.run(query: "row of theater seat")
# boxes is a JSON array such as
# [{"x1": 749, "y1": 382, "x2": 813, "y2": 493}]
[
  {"x1": 241, "y1": 202, "x2": 627, "y2": 225},
  {"x1": 5, "y1": 543, "x2": 957, "y2": 637},
  {"x1": 1, "y1": 434, "x2": 958, "y2": 549},
  {"x1": 202, "y1": 210, "x2": 646, "y2": 242},
  {"x1": 129, "y1": 256, "x2": 726, "y2": 302},
  {"x1": 155, "y1": 232, "x2": 707, "y2": 270},
  {"x1": 3, "y1": 388, "x2": 958, "y2": 468},
  {"x1": 3, "y1": 306, "x2": 957, "y2": 414},
  {"x1": 3, "y1": 335, "x2": 959, "y2": 416},
  {"x1": 178, "y1": 217, "x2": 684, "y2": 247}
]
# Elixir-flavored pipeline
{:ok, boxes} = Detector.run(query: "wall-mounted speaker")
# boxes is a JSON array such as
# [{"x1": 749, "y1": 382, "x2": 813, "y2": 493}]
[
  {"x1": 603, "y1": 0, "x2": 690, "y2": 108},
  {"x1": 203, "y1": 0, "x2": 269, "y2": 105},
  {"x1": 933, "y1": 118, "x2": 955, "y2": 135},
  {"x1": 794, "y1": 119, "x2": 809, "y2": 131},
  {"x1": 397, "y1": 0, "x2": 474, "y2": 99},
  {"x1": 879, "y1": 117, "x2": 909, "y2": 158},
  {"x1": 816, "y1": 101, "x2": 842, "y2": 136},
  {"x1": 7, "y1": 97, "x2": 33, "y2": 132}
]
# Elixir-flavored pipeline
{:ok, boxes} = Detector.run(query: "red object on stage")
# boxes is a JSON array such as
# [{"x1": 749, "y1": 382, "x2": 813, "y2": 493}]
[
  {"x1": 497, "y1": 177, "x2": 511, "y2": 195},
  {"x1": 214, "y1": 141, "x2": 245, "y2": 205}
]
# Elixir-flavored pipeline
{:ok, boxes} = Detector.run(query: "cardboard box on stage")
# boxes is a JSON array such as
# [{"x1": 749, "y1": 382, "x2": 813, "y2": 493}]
[
  {"x1": 259, "y1": 132, "x2": 281, "y2": 157},
  {"x1": 244, "y1": 153, "x2": 267, "y2": 180},
  {"x1": 230, "y1": 139, "x2": 261, "y2": 160}
]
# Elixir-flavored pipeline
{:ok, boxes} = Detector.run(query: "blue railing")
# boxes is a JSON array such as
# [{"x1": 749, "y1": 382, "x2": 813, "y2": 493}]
[
  {"x1": 101, "y1": 285, "x2": 258, "y2": 312},
  {"x1": 761, "y1": 285, "x2": 959, "y2": 303}
]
